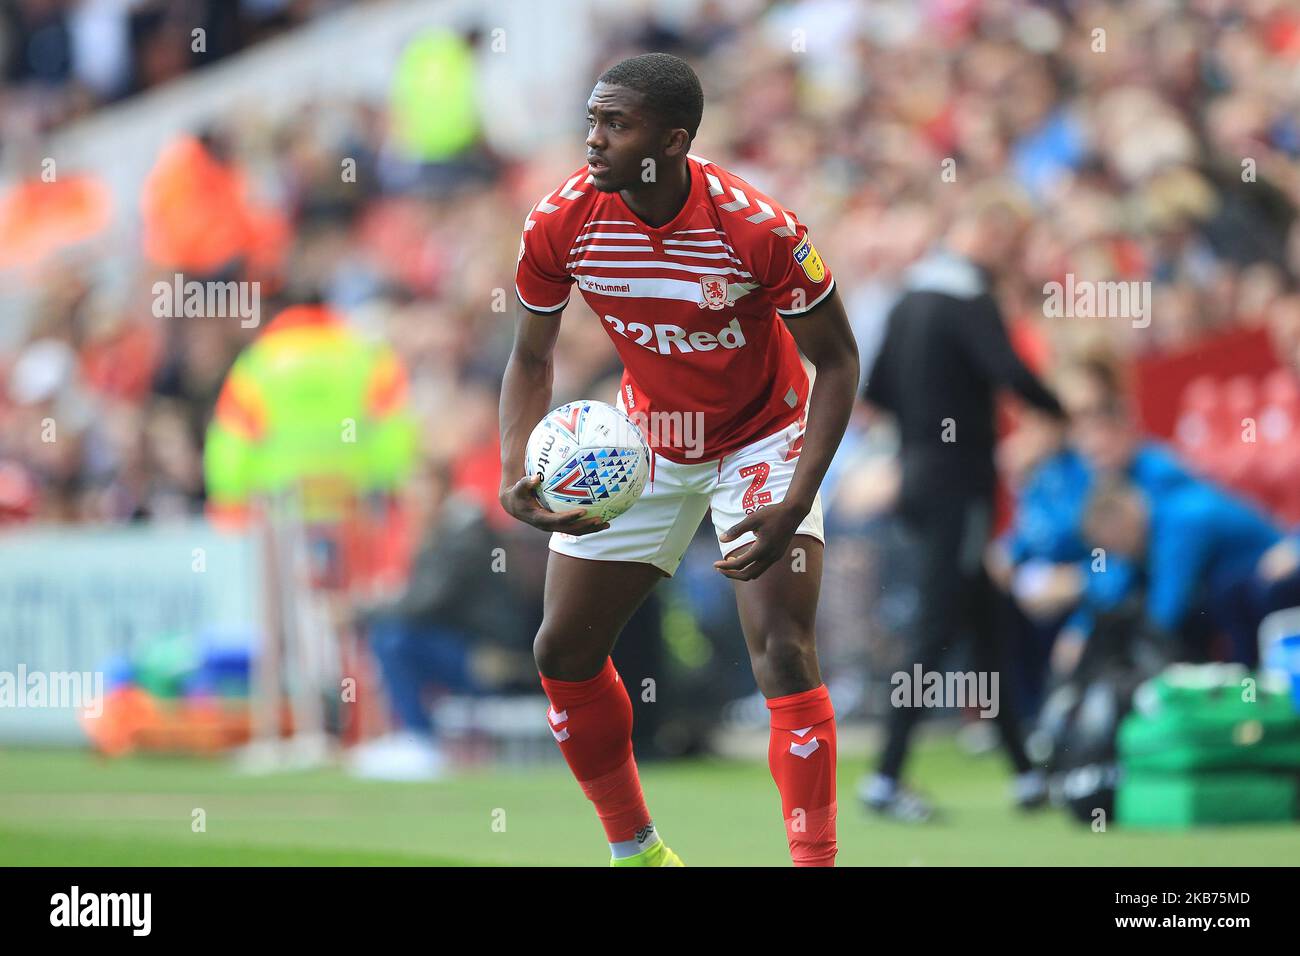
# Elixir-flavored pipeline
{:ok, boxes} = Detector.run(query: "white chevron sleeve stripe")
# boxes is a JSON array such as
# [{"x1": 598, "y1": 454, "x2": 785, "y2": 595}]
[
  {"x1": 771, "y1": 210, "x2": 798, "y2": 238},
  {"x1": 746, "y1": 199, "x2": 777, "y2": 225},
  {"x1": 558, "y1": 176, "x2": 585, "y2": 200},
  {"x1": 719, "y1": 186, "x2": 749, "y2": 212}
]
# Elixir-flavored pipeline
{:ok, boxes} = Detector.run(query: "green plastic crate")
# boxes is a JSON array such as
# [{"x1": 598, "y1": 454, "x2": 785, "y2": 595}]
[
  {"x1": 1119, "y1": 666, "x2": 1300, "y2": 773},
  {"x1": 1116, "y1": 770, "x2": 1297, "y2": 828}
]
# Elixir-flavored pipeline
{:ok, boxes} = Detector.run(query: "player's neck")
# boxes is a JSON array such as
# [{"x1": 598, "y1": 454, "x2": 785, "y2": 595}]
[{"x1": 618, "y1": 160, "x2": 691, "y2": 229}]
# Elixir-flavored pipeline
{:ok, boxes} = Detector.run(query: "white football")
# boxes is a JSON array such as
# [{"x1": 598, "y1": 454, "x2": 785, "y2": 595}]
[{"x1": 524, "y1": 400, "x2": 650, "y2": 522}]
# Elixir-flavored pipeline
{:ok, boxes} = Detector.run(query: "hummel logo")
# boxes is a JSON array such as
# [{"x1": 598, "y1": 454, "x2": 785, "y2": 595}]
[{"x1": 789, "y1": 726, "x2": 819, "y2": 759}]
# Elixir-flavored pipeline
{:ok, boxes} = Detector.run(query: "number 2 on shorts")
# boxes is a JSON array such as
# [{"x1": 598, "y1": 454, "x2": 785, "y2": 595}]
[{"x1": 739, "y1": 462, "x2": 773, "y2": 512}]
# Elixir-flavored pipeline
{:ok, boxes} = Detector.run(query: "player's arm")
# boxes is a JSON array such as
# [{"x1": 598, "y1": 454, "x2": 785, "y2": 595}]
[
  {"x1": 715, "y1": 288, "x2": 859, "y2": 580},
  {"x1": 498, "y1": 303, "x2": 609, "y2": 535},
  {"x1": 780, "y1": 288, "x2": 859, "y2": 519}
]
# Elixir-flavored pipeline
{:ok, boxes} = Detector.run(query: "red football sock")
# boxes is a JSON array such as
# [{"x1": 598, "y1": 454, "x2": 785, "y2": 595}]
[
  {"x1": 540, "y1": 658, "x2": 652, "y2": 844},
  {"x1": 767, "y1": 684, "x2": 838, "y2": 866}
]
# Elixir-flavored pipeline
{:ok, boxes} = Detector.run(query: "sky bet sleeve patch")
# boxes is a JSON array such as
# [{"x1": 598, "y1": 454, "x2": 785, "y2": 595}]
[{"x1": 793, "y1": 234, "x2": 826, "y2": 283}]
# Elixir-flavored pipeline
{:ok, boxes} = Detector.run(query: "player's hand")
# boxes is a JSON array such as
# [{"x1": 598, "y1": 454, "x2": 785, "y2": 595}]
[
  {"x1": 713, "y1": 501, "x2": 805, "y2": 581},
  {"x1": 499, "y1": 475, "x2": 610, "y2": 536}
]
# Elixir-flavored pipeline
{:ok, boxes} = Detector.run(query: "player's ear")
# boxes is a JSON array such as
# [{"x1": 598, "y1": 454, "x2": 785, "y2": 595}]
[{"x1": 663, "y1": 128, "x2": 690, "y2": 158}]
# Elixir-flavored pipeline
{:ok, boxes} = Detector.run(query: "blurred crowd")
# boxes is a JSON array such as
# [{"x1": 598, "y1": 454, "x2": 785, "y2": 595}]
[
  {"x1": 2, "y1": 0, "x2": 1300, "y2": 749},
  {"x1": 1, "y1": 0, "x2": 353, "y2": 134}
]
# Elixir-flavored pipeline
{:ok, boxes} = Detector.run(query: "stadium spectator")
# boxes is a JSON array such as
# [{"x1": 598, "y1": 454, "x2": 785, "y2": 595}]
[
  {"x1": 987, "y1": 408, "x2": 1091, "y2": 721},
  {"x1": 349, "y1": 460, "x2": 523, "y2": 780},
  {"x1": 1058, "y1": 359, "x2": 1194, "y2": 493},
  {"x1": 1084, "y1": 477, "x2": 1300, "y2": 668},
  {"x1": 0, "y1": 0, "x2": 338, "y2": 131},
  {"x1": 202, "y1": 300, "x2": 416, "y2": 527},
  {"x1": 141, "y1": 131, "x2": 289, "y2": 281},
  {"x1": 1049, "y1": 358, "x2": 1198, "y2": 675}
]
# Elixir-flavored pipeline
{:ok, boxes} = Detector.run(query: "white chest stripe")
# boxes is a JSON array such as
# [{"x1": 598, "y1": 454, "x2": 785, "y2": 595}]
[
  {"x1": 569, "y1": 244, "x2": 655, "y2": 255},
  {"x1": 575, "y1": 275, "x2": 758, "y2": 305},
  {"x1": 567, "y1": 258, "x2": 753, "y2": 278}
]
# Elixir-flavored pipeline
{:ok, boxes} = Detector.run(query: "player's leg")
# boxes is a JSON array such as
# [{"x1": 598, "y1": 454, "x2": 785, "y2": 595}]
[
  {"x1": 730, "y1": 533, "x2": 825, "y2": 697},
  {"x1": 535, "y1": 554, "x2": 676, "y2": 864},
  {"x1": 728, "y1": 531, "x2": 839, "y2": 866},
  {"x1": 537, "y1": 462, "x2": 710, "y2": 865},
  {"x1": 535, "y1": 553, "x2": 664, "y2": 679},
  {"x1": 712, "y1": 418, "x2": 838, "y2": 865}
]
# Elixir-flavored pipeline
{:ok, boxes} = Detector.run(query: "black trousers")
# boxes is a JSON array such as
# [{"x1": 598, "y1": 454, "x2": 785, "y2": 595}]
[{"x1": 877, "y1": 486, "x2": 1033, "y2": 780}]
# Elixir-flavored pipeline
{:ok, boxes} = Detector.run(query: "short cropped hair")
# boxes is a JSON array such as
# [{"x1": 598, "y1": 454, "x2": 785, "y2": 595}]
[{"x1": 598, "y1": 52, "x2": 704, "y2": 140}]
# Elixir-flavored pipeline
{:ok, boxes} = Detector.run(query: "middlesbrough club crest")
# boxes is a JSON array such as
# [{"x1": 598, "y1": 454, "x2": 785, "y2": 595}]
[{"x1": 699, "y1": 275, "x2": 730, "y2": 310}]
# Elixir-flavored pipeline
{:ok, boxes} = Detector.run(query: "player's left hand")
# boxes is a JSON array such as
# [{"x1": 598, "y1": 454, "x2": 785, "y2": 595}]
[{"x1": 714, "y1": 502, "x2": 806, "y2": 582}]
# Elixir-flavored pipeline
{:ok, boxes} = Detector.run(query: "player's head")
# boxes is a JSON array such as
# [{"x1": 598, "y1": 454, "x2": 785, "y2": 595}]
[{"x1": 586, "y1": 52, "x2": 703, "y2": 192}]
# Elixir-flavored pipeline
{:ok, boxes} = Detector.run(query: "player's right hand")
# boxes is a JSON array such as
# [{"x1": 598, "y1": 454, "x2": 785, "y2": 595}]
[{"x1": 499, "y1": 475, "x2": 611, "y2": 536}]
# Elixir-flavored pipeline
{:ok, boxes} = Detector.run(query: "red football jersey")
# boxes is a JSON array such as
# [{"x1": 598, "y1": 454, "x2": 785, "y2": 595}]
[{"x1": 515, "y1": 154, "x2": 835, "y2": 464}]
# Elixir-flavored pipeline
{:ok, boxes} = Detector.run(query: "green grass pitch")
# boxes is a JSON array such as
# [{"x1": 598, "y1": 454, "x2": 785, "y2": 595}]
[{"x1": 2, "y1": 740, "x2": 1296, "y2": 866}]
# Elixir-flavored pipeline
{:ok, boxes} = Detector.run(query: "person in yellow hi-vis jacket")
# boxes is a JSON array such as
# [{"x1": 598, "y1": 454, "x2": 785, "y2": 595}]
[
  {"x1": 204, "y1": 303, "x2": 416, "y2": 526},
  {"x1": 203, "y1": 302, "x2": 417, "y2": 766}
]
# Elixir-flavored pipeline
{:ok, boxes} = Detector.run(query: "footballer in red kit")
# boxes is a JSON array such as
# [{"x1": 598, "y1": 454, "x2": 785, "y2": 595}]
[
  {"x1": 516, "y1": 149, "x2": 832, "y2": 465},
  {"x1": 498, "y1": 52, "x2": 859, "y2": 866}
]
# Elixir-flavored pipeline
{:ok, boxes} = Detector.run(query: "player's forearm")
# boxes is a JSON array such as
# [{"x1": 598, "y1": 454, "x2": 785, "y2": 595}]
[
  {"x1": 499, "y1": 350, "x2": 554, "y2": 493},
  {"x1": 785, "y1": 356, "x2": 859, "y2": 516}
]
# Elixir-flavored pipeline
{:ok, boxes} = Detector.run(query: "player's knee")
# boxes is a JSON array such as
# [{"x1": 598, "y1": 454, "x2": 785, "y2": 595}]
[
  {"x1": 532, "y1": 623, "x2": 607, "y2": 682},
  {"x1": 532, "y1": 626, "x2": 566, "y2": 675},
  {"x1": 749, "y1": 625, "x2": 817, "y2": 689}
]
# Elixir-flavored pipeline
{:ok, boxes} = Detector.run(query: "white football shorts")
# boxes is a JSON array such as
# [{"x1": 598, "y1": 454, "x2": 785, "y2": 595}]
[{"x1": 549, "y1": 414, "x2": 824, "y2": 577}]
